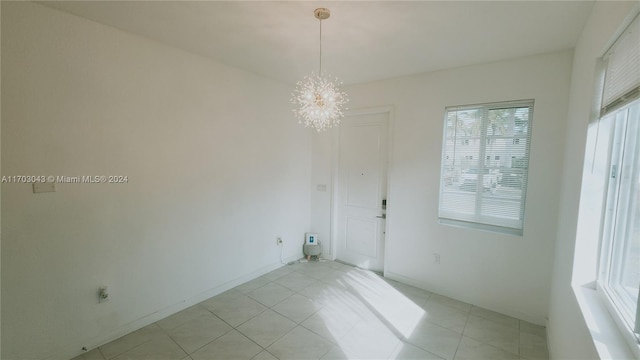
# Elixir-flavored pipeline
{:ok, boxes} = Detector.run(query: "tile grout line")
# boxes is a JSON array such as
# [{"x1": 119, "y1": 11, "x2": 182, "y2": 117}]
[{"x1": 86, "y1": 261, "x2": 548, "y2": 360}]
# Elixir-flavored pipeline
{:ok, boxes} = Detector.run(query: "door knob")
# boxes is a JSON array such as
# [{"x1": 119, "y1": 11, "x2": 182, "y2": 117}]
[{"x1": 376, "y1": 214, "x2": 386, "y2": 219}]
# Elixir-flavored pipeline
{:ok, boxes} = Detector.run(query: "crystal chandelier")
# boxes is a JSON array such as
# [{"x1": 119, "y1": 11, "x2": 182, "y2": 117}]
[{"x1": 292, "y1": 8, "x2": 348, "y2": 132}]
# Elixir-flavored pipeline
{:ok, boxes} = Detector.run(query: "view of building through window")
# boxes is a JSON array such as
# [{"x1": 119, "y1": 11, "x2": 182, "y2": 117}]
[{"x1": 439, "y1": 100, "x2": 533, "y2": 234}]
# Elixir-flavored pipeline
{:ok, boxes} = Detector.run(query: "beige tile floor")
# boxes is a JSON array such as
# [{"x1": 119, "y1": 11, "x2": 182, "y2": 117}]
[{"x1": 73, "y1": 260, "x2": 549, "y2": 360}]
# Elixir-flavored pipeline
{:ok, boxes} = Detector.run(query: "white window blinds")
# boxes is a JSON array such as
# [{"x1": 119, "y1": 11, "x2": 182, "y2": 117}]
[
  {"x1": 601, "y1": 12, "x2": 640, "y2": 116},
  {"x1": 439, "y1": 100, "x2": 534, "y2": 235}
]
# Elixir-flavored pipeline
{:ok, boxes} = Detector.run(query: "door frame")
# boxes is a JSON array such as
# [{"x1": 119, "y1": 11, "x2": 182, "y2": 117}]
[{"x1": 330, "y1": 105, "x2": 395, "y2": 273}]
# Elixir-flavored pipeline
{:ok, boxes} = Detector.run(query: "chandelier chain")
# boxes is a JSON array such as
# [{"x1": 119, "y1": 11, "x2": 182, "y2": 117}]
[{"x1": 319, "y1": 19, "x2": 322, "y2": 75}]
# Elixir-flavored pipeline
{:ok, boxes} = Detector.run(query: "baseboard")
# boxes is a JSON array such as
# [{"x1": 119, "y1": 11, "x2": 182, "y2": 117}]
[
  {"x1": 282, "y1": 254, "x2": 303, "y2": 265},
  {"x1": 384, "y1": 270, "x2": 442, "y2": 294},
  {"x1": 545, "y1": 317, "x2": 553, "y2": 360},
  {"x1": 57, "y1": 260, "x2": 286, "y2": 360},
  {"x1": 383, "y1": 270, "x2": 547, "y2": 326}
]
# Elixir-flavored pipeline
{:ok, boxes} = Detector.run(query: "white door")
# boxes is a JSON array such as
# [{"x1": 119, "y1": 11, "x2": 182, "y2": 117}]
[{"x1": 335, "y1": 110, "x2": 389, "y2": 272}]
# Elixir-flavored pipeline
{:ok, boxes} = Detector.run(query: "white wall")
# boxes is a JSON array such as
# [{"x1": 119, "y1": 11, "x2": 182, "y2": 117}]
[
  {"x1": 310, "y1": 132, "x2": 334, "y2": 256},
  {"x1": 1, "y1": 3, "x2": 310, "y2": 359},
  {"x1": 311, "y1": 51, "x2": 574, "y2": 325},
  {"x1": 0, "y1": 2, "x2": 3, "y2": 356},
  {"x1": 547, "y1": 2, "x2": 639, "y2": 359}
]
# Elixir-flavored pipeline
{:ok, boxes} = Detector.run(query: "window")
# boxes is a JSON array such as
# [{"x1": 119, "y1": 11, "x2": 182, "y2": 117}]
[
  {"x1": 439, "y1": 100, "x2": 534, "y2": 235},
  {"x1": 598, "y1": 12, "x2": 640, "y2": 344},
  {"x1": 600, "y1": 100, "x2": 640, "y2": 339}
]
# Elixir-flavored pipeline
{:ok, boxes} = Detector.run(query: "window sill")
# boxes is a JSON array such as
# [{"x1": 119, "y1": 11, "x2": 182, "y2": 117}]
[
  {"x1": 572, "y1": 282, "x2": 639, "y2": 359},
  {"x1": 438, "y1": 218, "x2": 523, "y2": 236}
]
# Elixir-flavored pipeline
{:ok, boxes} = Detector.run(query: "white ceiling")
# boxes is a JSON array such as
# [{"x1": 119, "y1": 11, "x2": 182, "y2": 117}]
[{"x1": 41, "y1": 1, "x2": 595, "y2": 86}]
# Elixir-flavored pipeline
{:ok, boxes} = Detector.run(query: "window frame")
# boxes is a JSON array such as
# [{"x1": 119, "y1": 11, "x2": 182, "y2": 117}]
[
  {"x1": 594, "y1": 10, "x2": 640, "y2": 351},
  {"x1": 438, "y1": 99, "x2": 534, "y2": 236},
  {"x1": 596, "y1": 99, "x2": 640, "y2": 348}
]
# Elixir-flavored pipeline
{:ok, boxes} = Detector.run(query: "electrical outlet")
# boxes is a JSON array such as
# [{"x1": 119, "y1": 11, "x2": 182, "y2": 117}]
[{"x1": 276, "y1": 237, "x2": 283, "y2": 245}]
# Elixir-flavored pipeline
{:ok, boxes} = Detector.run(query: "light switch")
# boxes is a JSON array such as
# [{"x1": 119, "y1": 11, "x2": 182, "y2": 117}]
[
  {"x1": 33, "y1": 182, "x2": 56, "y2": 193},
  {"x1": 317, "y1": 184, "x2": 327, "y2": 192}
]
